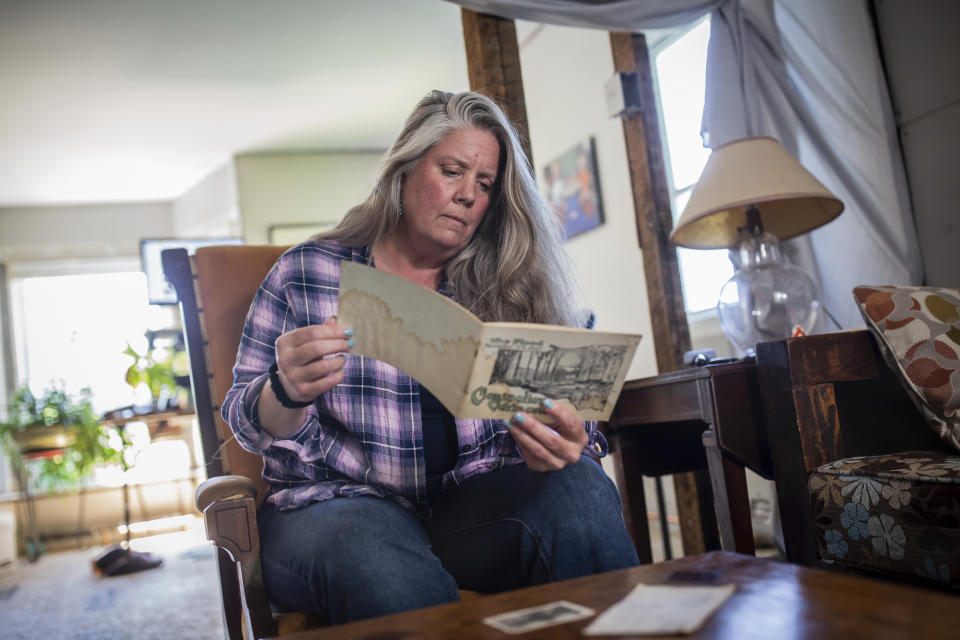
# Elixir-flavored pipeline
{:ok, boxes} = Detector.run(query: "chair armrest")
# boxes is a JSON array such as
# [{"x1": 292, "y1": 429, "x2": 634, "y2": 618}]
[
  {"x1": 196, "y1": 474, "x2": 277, "y2": 639},
  {"x1": 195, "y1": 475, "x2": 260, "y2": 563},
  {"x1": 195, "y1": 474, "x2": 258, "y2": 512}
]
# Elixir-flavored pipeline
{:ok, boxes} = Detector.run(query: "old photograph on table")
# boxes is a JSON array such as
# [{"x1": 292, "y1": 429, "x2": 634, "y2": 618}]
[{"x1": 483, "y1": 600, "x2": 596, "y2": 634}]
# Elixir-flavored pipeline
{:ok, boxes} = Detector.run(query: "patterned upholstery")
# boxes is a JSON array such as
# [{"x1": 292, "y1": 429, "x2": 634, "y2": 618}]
[
  {"x1": 808, "y1": 451, "x2": 960, "y2": 588},
  {"x1": 853, "y1": 285, "x2": 960, "y2": 452}
]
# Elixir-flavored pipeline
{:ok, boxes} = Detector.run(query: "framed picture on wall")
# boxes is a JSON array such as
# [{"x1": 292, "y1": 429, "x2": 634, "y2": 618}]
[
  {"x1": 541, "y1": 137, "x2": 604, "y2": 240},
  {"x1": 267, "y1": 222, "x2": 335, "y2": 246}
]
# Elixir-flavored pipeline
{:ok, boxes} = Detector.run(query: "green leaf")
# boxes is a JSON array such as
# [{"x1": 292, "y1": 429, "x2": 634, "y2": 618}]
[{"x1": 125, "y1": 366, "x2": 142, "y2": 388}]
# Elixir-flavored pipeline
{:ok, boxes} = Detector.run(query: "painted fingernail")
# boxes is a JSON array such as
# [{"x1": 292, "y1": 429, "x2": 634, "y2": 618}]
[
  {"x1": 542, "y1": 398, "x2": 555, "y2": 409},
  {"x1": 512, "y1": 413, "x2": 526, "y2": 424},
  {"x1": 344, "y1": 328, "x2": 355, "y2": 337},
  {"x1": 504, "y1": 418, "x2": 513, "y2": 430},
  {"x1": 346, "y1": 338, "x2": 355, "y2": 348}
]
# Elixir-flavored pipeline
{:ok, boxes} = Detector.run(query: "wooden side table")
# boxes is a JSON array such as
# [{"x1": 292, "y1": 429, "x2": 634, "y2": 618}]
[{"x1": 604, "y1": 361, "x2": 771, "y2": 561}]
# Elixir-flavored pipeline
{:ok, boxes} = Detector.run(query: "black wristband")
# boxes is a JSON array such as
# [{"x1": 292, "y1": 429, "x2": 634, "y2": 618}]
[{"x1": 268, "y1": 362, "x2": 313, "y2": 409}]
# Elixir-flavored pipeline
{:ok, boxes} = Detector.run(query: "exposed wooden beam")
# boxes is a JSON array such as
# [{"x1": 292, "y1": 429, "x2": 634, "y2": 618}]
[
  {"x1": 610, "y1": 32, "x2": 712, "y2": 556},
  {"x1": 609, "y1": 32, "x2": 691, "y2": 374},
  {"x1": 461, "y1": 8, "x2": 533, "y2": 164}
]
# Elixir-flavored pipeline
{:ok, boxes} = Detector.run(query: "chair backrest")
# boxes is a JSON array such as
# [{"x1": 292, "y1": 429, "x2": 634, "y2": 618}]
[{"x1": 164, "y1": 245, "x2": 287, "y2": 504}]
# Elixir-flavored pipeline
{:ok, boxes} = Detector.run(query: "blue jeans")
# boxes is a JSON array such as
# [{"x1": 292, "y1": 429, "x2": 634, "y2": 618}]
[{"x1": 257, "y1": 456, "x2": 639, "y2": 624}]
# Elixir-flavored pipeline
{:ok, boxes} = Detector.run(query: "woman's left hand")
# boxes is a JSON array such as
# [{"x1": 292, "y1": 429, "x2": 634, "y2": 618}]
[{"x1": 506, "y1": 399, "x2": 588, "y2": 472}]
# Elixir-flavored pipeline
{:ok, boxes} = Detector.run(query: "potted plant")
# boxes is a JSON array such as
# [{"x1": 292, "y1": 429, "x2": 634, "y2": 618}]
[
  {"x1": 0, "y1": 385, "x2": 121, "y2": 493},
  {"x1": 122, "y1": 343, "x2": 190, "y2": 411}
]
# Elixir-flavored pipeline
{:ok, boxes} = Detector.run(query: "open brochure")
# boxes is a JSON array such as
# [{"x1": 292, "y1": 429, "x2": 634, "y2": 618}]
[{"x1": 337, "y1": 261, "x2": 641, "y2": 422}]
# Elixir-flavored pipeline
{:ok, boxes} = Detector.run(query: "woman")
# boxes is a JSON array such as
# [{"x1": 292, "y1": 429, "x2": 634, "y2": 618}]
[{"x1": 223, "y1": 90, "x2": 639, "y2": 624}]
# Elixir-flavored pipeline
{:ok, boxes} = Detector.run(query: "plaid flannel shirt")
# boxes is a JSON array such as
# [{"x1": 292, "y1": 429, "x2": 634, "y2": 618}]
[{"x1": 222, "y1": 241, "x2": 607, "y2": 510}]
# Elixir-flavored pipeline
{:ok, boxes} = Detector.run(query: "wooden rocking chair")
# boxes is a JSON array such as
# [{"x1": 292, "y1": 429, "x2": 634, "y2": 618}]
[{"x1": 164, "y1": 245, "x2": 324, "y2": 640}]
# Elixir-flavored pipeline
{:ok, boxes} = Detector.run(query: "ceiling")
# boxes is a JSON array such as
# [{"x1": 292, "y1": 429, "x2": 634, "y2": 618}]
[{"x1": 0, "y1": 0, "x2": 475, "y2": 207}]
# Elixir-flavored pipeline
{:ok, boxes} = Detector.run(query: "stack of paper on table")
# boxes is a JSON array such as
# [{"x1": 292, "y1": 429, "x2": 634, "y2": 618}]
[{"x1": 583, "y1": 583, "x2": 736, "y2": 635}]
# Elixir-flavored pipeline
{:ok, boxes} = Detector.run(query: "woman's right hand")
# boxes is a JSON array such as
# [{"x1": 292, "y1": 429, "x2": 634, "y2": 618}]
[
  {"x1": 257, "y1": 317, "x2": 353, "y2": 437},
  {"x1": 273, "y1": 316, "x2": 354, "y2": 404}
]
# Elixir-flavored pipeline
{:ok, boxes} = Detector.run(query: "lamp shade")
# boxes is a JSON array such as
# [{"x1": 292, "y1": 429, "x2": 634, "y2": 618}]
[{"x1": 670, "y1": 137, "x2": 844, "y2": 248}]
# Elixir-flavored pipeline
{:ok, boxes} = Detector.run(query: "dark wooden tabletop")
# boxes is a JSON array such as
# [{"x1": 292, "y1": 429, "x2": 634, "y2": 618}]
[{"x1": 278, "y1": 551, "x2": 959, "y2": 639}]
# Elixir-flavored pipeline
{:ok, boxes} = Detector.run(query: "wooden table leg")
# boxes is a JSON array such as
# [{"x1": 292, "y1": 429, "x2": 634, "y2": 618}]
[
  {"x1": 674, "y1": 469, "x2": 721, "y2": 555},
  {"x1": 703, "y1": 429, "x2": 755, "y2": 554},
  {"x1": 609, "y1": 442, "x2": 654, "y2": 564}
]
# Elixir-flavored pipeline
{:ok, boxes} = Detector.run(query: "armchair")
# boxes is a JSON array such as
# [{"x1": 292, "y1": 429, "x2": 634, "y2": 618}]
[
  {"x1": 163, "y1": 245, "x2": 320, "y2": 640},
  {"x1": 165, "y1": 245, "x2": 484, "y2": 639},
  {"x1": 756, "y1": 329, "x2": 960, "y2": 589}
]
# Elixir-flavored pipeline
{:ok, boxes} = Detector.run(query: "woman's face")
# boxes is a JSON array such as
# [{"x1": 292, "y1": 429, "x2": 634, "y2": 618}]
[{"x1": 399, "y1": 127, "x2": 500, "y2": 260}]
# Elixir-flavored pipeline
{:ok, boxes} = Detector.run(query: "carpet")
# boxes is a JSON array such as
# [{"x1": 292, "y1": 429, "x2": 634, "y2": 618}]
[{"x1": 0, "y1": 527, "x2": 224, "y2": 640}]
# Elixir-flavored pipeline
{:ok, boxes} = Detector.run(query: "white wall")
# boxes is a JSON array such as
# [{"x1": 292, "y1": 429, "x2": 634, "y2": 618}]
[
  {"x1": 873, "y1": 0, "x2": 960, "y2": 287},
  {"x1": 0, "y1": 202, "x2": 173, "y2": 263},
  {"x1": 234, "y1": 152, "x2": 383, "y2": 245},
  {"x1": 171, "y1": 163, "x2": 240, "y2": 239},
  {"x1": 519, "y1": 23, "x2": 658, "y2": 381}
]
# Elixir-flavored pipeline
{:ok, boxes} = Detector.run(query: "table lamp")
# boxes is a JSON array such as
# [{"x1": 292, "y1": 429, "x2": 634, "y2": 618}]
[{"x1": 669, "y1": 137, "x2": 844, "y2": 355}]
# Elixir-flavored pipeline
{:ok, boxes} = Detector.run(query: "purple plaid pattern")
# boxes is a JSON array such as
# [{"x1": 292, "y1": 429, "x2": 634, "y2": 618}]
[{"x1": 223, "y1": 241, "x2": 608, "y2": 510}]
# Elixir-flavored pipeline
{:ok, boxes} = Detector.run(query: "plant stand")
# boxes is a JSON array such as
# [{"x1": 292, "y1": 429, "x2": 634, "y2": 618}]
[
  {"x1": 12, "y1": 426, "x2": 75, "y2": 562},
  {"x1": 12, "y1": 457, "x2": 42, "y2": 562}
]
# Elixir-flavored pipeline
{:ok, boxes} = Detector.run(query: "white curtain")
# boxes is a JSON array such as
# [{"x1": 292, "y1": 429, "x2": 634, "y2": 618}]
[
  {"x1": 703, "y1": 0, "x2": 922, "y2": 329},
  {"x1": 448, "y1": 0, "x2": 722, "y2": 30},
  {"x1": 447, "y1": 0, "x2": 923, "y2": 329}
]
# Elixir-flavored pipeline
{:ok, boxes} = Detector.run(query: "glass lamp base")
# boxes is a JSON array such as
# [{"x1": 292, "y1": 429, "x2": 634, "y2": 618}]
[{"x1": 716, "y1": 234, "x2": 820, "y2": 355}]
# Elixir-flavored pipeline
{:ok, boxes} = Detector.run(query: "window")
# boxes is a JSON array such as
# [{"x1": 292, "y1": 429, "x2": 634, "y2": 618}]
[
  {"x1": 6, "y1": 262, "x2": 196, "y2": 489},
  {"x1": 10, "y1": 267, "x2": 173, "y2": 414},
  {"x1": 651, "y1": 16, "x2": 734, "y2": 314}
]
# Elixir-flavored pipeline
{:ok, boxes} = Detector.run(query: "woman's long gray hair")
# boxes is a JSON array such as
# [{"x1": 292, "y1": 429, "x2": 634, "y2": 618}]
[{"x1": 315, "y1": 90, "x2": 586, "y2": 327}]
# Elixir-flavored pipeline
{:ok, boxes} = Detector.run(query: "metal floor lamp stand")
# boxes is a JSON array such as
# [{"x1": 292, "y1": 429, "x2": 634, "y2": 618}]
[{"x1": 92, "y1": 423, "x2": 162, "y2": 576}]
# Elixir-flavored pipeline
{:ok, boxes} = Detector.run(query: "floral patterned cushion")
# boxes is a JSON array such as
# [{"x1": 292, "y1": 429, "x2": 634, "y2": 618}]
[
  {"x1": 809, "y1": 452, "x2": 960, "y2": 588},
  {"x1": 853, "y1": 285, "x2": 960, "y2": 452}
]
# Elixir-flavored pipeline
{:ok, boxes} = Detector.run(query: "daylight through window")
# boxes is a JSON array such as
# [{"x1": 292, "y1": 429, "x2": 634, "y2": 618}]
[{"x1": 652, "y1": 16, "x2": 734, "y2": 314}]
